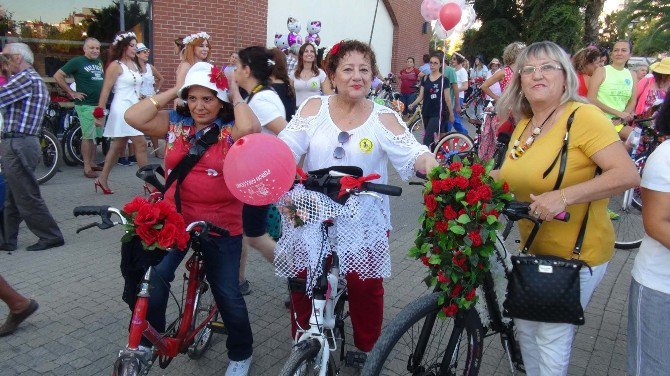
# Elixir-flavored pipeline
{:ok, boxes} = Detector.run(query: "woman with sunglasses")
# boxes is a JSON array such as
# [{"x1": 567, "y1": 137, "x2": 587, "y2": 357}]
[
  {"x1": 124, "y1": 62, "x2": 260, "y2": 375},
  {"x1": 278, "y1": 40, "x2": 437, "y2": 355}
]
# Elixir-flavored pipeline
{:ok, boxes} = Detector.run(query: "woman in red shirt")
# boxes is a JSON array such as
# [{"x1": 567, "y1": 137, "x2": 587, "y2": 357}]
[
  {"x1": 572, "y1": 47, "x2": 601, "y2": 97},
  {"x1": 125, "y1": 62, "x2": 260, "y2": 375},
  {"x1": 399, "y1": 57, "x2": 420, "y2": 117}
]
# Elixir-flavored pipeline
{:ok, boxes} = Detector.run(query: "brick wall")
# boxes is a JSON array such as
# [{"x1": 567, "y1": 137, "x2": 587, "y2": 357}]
[
  {"x1": 151, "y1": 0, "x2": 428, "y2": 87},
  {"x1": 152, "y1": 0, "x2": 268, "y2": 89}
]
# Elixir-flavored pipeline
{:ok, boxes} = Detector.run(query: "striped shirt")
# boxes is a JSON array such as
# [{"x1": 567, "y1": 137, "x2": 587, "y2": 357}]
[{"x1": 0, "y1": 67, "x2": 49, "y2": 135}]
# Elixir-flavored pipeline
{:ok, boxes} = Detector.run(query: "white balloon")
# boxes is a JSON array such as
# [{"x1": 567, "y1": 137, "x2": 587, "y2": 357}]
[
  {"x1": 433, "y1": 22, "x2": 455, "y2": 39},
  {"x1": 453, "y1": 4, "x2": 477, "y2": 33},
  {"x1": 441, "y1": 0, "x2": 466, "y2": 8}
]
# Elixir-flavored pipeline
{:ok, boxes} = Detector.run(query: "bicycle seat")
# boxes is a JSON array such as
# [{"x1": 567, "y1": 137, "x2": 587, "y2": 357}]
[{"x1": 136, "y1": 164, "x2": 166, "y2": 193}]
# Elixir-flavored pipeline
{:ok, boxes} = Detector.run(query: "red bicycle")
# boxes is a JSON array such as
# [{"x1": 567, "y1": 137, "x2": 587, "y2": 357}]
[{"x1": 73, "y1": 205, "x2": 229, "y2": 376}]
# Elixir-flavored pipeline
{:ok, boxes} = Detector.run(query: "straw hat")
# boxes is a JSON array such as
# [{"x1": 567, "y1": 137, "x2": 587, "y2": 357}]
[{"x1": 650, "y1": 57, "x2": 670, "y2": 75}]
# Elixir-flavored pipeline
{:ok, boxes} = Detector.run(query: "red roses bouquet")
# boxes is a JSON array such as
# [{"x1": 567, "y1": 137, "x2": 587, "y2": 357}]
[
  {"x1": 120, "y1": 197, "x2": 190, "y2": 251},
  {"x1": 408, "y1": 157, "x2": 513, "y2": 318}
]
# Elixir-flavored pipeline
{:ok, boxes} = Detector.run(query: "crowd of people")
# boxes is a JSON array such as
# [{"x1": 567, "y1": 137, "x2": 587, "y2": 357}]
[{"x1": 0, "y1": 29, "x2": 669, "y2": 376}]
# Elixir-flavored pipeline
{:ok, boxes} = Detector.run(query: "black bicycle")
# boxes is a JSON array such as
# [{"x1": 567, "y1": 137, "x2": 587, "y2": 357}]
[{"x1": 362, "y1": 201, "x2": 569, "y2": 376}]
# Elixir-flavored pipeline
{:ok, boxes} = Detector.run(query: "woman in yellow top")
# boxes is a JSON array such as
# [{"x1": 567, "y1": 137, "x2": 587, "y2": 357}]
[
  {"x1": 587, "y1": 40, "x2": 638, "y2": 140},
  {"x1": 496, "y1": 41, "x2": 639, "y2": 376}
]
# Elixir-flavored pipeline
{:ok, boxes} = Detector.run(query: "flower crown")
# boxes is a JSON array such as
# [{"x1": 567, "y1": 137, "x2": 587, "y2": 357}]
[
  {"x1": 112, "y1": 32, "x2": 137, "y2": 46},
  {"x1": 183, "y1": 32, "x2": 210, "y2": 46}
]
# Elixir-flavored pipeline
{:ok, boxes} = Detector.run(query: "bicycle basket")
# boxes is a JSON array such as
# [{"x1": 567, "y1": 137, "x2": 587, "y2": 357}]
[{"x1": 120, "y1": 236, "x2": 168, "y2": 310}]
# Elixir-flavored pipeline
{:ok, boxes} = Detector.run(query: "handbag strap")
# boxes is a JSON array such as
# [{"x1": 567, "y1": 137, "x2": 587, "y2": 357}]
[
  {"x1": 522, "y1": 106, "x2": 594, "y2": 258},
  {"x1": 164, "y1": 125, "x2": 220, "y2": 212}
]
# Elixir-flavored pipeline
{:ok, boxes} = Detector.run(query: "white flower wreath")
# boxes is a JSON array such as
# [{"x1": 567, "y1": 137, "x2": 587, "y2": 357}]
[
  {"x1": 182, "y1": 32, "x2": 211, "y2": 45},
  {"x1": 112, "y1": 32, "x2": 137, "y2": 46}
]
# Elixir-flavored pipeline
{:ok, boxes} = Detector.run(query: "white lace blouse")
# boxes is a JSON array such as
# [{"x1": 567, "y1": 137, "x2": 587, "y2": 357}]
[{"x1": 278, "y1": 95, "x2": 430, "y2": 223}]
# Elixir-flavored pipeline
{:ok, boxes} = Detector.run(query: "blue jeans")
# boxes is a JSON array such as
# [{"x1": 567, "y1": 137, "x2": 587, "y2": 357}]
[
  {"x1": 450, "y1": 97, "x2": 468, "y2": 134},
  {"x1": 400, "y1": 92, "x2": 416, "y2": 115},
  {"x1": 143, "y1": 235, "x2": 253, "y2": 361}
]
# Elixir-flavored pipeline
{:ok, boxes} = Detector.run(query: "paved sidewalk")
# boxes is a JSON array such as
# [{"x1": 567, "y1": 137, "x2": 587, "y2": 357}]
[{"x1": 0, "y1": 157, "x2": 634, "y2": 375}]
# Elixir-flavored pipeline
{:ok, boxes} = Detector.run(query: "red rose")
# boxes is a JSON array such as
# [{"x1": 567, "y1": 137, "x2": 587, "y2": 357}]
[
  {"x1": 471, "y1": 163, "x2": 485, "y2": 177},
  {"x1": 468, "y1": 231, "x2": 483, "y2": 247},
  {"x1": 176, "y1": 230, "x2": 190, "y2": 250},
  {"x1": 92, "y1": 106, "x2": 105, "y2": 119},
  {"x1": 449, "y1": 161, "x2": 463, "y2": 172},
  {"x1": 435, "y1": 221, "x2": 449, "y2": 233},
  {"x1": 454, "y1": 176, "x2": 469, "y2": 190},
  {"x1": 469, "y1": 176, "x2": 483, "y2": 189},
  {"x1": 432, "y1": 246, "x2": 441, "y2": 254},
  {"x1": 502, "y1": 181, "x2": 510, "y2": 193},
  {"x1": 424, "y1": 194, "x2": 438, "y2": 213},
  {"x1": 486, "y1": 209, "x2": 500, "y2": 218},
  {"x1": 452, "y1": 252, "x2": 468, "y2": 270},
  {"x1": 209, "y1": 65, "x2": 229, "y2": 91},
  {"x1": 329, "y1": 40, "x2": 343, "y2": 56},
  {"x1": 458, "y1": 209, "x2": 466, "y2": 216},
  {"x1": 136, "y1": 225, "x2": 159, "y2": 246},
  {"x1": 421, "y1": 256, "x2": 431, "y2": 266},
  {"x1": 437, "y1": 270, "x2": 449, "y2": 283},
  {"x1": 450, "y1": 283, "x2": 463, "y2": 298},
  {"x1": 156, "y1": 200, "x2": 177, "y2": 218},
  {"x1": 477, "y1": 185, "x2": 493, "y2": 201},
  {"x1": 478, "y1": 262, "x2": 484, "y2": 270},
  {"x1": 134, "y1": 205, "x2": 161, "y2": 227},
  {"x1": 431, "y1": 179, "x2": 442, "y2": 194},
  {"x1": 442, "y1": 303, "x2": 459, "y2": 316},
  {"x1": 465, "y1": 190, "x2": 480, "y2": 205},
  {"x1": 123, "y1": 196, "x2": 148, "y2": 215},
  {"x1": 465, "y1": 289, "x2": 477, "y2": 301},
  {"x1": 442, "y1": 178, "x2": 456, "y2": 191},
  {"x1": 443, "y1": 205, "x2": 458, "y2": 220},
  {"x1": 157, "y1": 223, "x2": 178, "y2": 249}
]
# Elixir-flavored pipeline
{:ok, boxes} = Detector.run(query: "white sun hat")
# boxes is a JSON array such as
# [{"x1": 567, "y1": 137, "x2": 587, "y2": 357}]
[{"x1": 178, "y1": 62, "x2": 229, "y2": 103}]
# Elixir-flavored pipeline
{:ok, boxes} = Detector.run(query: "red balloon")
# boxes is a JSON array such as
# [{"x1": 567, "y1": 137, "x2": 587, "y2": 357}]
[
  {"x1": 439, "y1": 3, "x2": 463, "y2": 31},
  {"x1": 223, "y1": 133, "x2": 296, "y2": 205}
]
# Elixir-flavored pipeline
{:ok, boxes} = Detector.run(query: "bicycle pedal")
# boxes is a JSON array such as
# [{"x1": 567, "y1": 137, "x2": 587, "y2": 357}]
[
  {"x1": 206, "y1": 321, "x2": 227, "y2": 334},
  {"x1": 345, "y1": 350, "x2": 367, "y2": 369}
]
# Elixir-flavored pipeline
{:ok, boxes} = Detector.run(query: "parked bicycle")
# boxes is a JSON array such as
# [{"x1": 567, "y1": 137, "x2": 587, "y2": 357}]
[
  {"x1": 73, "y1": 205, "x2": 227, "y2": 376},
  {"x1": 277, "y1": 166, "x2": 402, "y2": 376},
  {"x1": 405, "y1": 105, "x2": 424, "y2": 143},
  {"x1": 460, "y1": 78, "x2": 487, "y2": 127},
  {"x1": 35, "y1": 126, "x2": 62, "y2": 185},
  {"x1": 371, "y1": 74, "x2": 403, "y2": 113},
  {"x1": 362, "y1": 201, "x2": 569, "y2": 376},
  {"x1": 608, "y1": 114, "x2": 663, "y2": 249}
]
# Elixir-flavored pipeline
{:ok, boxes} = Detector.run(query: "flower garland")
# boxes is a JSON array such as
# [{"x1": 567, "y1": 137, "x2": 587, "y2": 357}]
[
  {"x1": 112, "y1": 32, "x2": 137, "y2": 46},
  {"x1": 408, "y1": 157, "x2": 513, "y2": 318},
  {"x1": 183, "y1": 32, "x2": 210, "y2": 46},
  {"x1": 120, "y1": 196, "x2": 190, "y2": 251}
]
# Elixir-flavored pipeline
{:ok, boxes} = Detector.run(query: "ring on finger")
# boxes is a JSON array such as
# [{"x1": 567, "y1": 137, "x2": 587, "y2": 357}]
[{"x1": 533, "y1": 210, "x2": 539, "y2": 216}]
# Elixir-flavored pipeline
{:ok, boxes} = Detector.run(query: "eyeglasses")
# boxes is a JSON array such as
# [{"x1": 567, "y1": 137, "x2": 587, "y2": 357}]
[
  {"x1": 333, "y1": 131, "x2": 351, "y2": 159},
  {"x1": 519, "y1": 63, "x2": 563, "y2": 76}
]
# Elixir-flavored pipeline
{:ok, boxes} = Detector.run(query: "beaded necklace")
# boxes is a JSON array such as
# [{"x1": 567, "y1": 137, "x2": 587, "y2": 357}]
[
  {"x1": 119, "y1": 59, "x2": 142, "y2": 100},
  {"x1": 509, "y1": 107, "x2": 558, "y2": 160}
]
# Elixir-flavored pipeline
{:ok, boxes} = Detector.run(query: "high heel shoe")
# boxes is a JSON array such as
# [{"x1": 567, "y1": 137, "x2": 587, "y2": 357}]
[{"x1": 94, "y1": 179, "x2": 114, "y2": 195}]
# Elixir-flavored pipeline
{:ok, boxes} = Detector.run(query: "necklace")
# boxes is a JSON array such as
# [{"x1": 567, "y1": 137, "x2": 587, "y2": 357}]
[
  {"x1": 509, "y1": 107, "x2": 559, "y2": 160},
  {"x1": 119, "y1": 59, "x2": 141, "y2": 100}
]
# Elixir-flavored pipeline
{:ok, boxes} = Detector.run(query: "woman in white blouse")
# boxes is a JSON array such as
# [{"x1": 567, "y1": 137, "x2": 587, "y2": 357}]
[
  {"x1": 278, "y1": 40, "x2": 437, "y2": 353},
  {"x1": 290, "y1": 43, "x2": 333, "y2": 108}
]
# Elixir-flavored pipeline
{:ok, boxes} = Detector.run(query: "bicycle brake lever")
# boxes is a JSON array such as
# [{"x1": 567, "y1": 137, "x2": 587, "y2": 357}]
[
  {"x1": 76, "y1": 222, "x2": 99, "y2": 233},
  {"x1": 351, "y1": 190, "x2": 383, "y2": 200}
]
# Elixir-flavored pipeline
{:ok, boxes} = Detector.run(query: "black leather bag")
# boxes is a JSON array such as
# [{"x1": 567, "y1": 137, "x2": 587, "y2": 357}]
[{"x1": 503, "y1": 108, "x2": 593, "y2": 326}]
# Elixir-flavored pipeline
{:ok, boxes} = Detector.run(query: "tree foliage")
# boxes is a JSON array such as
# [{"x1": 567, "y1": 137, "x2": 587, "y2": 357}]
[
  {"x1": 616, "y1": 0, "x2": 670, "y2": 55},
  {"x1": 523, "y1": 2, "x2": 583, "y2": 52},
  {"x1": 86, "y1": 2, "x2": 148, "y2": 42}
]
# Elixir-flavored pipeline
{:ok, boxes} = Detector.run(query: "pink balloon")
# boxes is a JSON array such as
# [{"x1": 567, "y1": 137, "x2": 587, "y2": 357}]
[
  {"x1": 420, "y1": 0, "x2": 442, "y2": 21},
  {"x1": 223, "y1": 134, "x2": 297, "y2": 206},
  {"x1": 439, "y1": 3, "x2": 462, "y2": 31}
]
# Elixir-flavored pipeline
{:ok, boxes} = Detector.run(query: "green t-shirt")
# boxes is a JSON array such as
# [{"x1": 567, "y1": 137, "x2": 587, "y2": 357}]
[
  {"x1": 442, "y1": 66, "x2": 458, "y2": 100},
  {"x1": 60, "y1": 56, "x2": 104, "y2": 106},
  {"x1": 596, "y1": 65, "x2": 634, "y2": 119}
]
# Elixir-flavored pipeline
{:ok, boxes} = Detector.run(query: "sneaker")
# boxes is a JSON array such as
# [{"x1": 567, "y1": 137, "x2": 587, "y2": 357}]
[
  {"x1": 117, "y1": 157, "x2": 131, "y2": 166},
  {"x1": 226, "y1": 356, "x2": 252, "y2": 376},
  {"x1": 608, "y1": 209, "x2": 620, "y2": 220},
  {"x1": 127, "y1": 156, "x2": 137, "y2": 165},
  {"x1": 239, "y1": 280, "x2": 251, "y2": 296}
]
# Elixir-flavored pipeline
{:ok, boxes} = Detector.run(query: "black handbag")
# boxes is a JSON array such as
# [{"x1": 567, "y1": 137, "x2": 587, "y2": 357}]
[{"x1": 503, "y1": 107, "x2": 594, "y2": 326}]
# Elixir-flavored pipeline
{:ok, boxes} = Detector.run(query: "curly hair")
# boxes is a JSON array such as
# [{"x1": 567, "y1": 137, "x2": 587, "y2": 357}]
[
  {"x1": 324, "y1": 40, "x2": 379, "y2": 79},
  {"x1": 572, "y1": 47, "x2": 601, "y2": 74},
  {"x1": 106, "y1": 31, "x2": 136, "y2": 67},
  {"x1": 502, "y1": 42, "x2": 526, "y2": 66},
  {"x1": 183, "y1": 37, "x2": 211, "y2": 65}
]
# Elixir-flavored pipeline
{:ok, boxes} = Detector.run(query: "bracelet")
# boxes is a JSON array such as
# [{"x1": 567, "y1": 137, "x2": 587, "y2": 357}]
[
  {"x1": 233, "y1": 100, "x2": 244, "y2": 108},
  {"x1": 148, "y1": 96, "x2": 161, "y2": 110},
  {"x1": 560, "y1": 189, "x2": 569, "y2": 207}
]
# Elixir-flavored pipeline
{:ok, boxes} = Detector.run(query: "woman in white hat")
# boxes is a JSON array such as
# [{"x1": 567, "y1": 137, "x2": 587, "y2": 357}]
[
  {"x1": 125, "y1": 62, "x2": 260, "y2": 376},
  {"x1": 635, "y1": 57, "x2": 670, "y2": 117}
]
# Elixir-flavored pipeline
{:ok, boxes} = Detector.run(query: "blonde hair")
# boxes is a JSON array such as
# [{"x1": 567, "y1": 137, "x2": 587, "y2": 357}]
[
  {"x1": 496, "y1": 41, "x2": 586, "y2": 120},
  {"x1": 183, "y1": 37, "x2": 211, "y2": 65},
  {"x1": 502, "y1": 42, "x2": 526, "y2": 66}
]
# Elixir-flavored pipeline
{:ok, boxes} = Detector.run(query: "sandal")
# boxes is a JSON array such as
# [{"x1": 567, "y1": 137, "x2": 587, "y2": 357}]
[{"x1": 0, "y1": 299, "x2": 39, "y2": 337}]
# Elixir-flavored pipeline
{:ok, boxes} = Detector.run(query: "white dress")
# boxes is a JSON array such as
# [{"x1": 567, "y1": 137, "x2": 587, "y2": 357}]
[
  {"x1": 276, "y1": 95, "x2": 430, "y2": 286},
  {"x1": 103, "y1": 61, "x2": 143, "y2": 137},
  {"x1": 139, "y1": 64, "x2": 156, "y2": 97}
]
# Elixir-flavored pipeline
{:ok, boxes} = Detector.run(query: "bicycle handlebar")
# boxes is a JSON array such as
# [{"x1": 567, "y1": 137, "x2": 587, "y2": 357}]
[{"x1": 299, "y1": 168, "x2": 403, "y2": 200}]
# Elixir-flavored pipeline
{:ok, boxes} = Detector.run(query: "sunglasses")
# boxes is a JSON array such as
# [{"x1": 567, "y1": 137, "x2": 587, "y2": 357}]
[{"x1": 333, "y1": 131, "x2": 351, "y2": 159}]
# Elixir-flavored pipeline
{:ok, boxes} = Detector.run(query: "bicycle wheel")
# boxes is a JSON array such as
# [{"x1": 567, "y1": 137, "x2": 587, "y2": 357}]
[
  {"x1": 409, "y1": 116, "x2": 424, "y2": 143},
  {"x1": 278, "y1": 338, "x2": 335, "y2": 376},
  {"x1": 62, "y1": 122, "x2": 81, "y2": 166},
  {"x1": 362, "y1": 292, "x2": 483, "y2": 376},
  {"x1": 611, "y1": 155, "x2": 646, "y2": 250},
  {"x1": 433, "y1": 133, "x2": 474, "y2": 164},
  {"x1": 187, "y1": 280, "x2": 219, "y2": 359},
  {"x1": 112, "y1": 355, "x2": 141, "y2": 376},
  {"x1": 36, "y1": 130, "x2": 62, "y2": 185}
]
